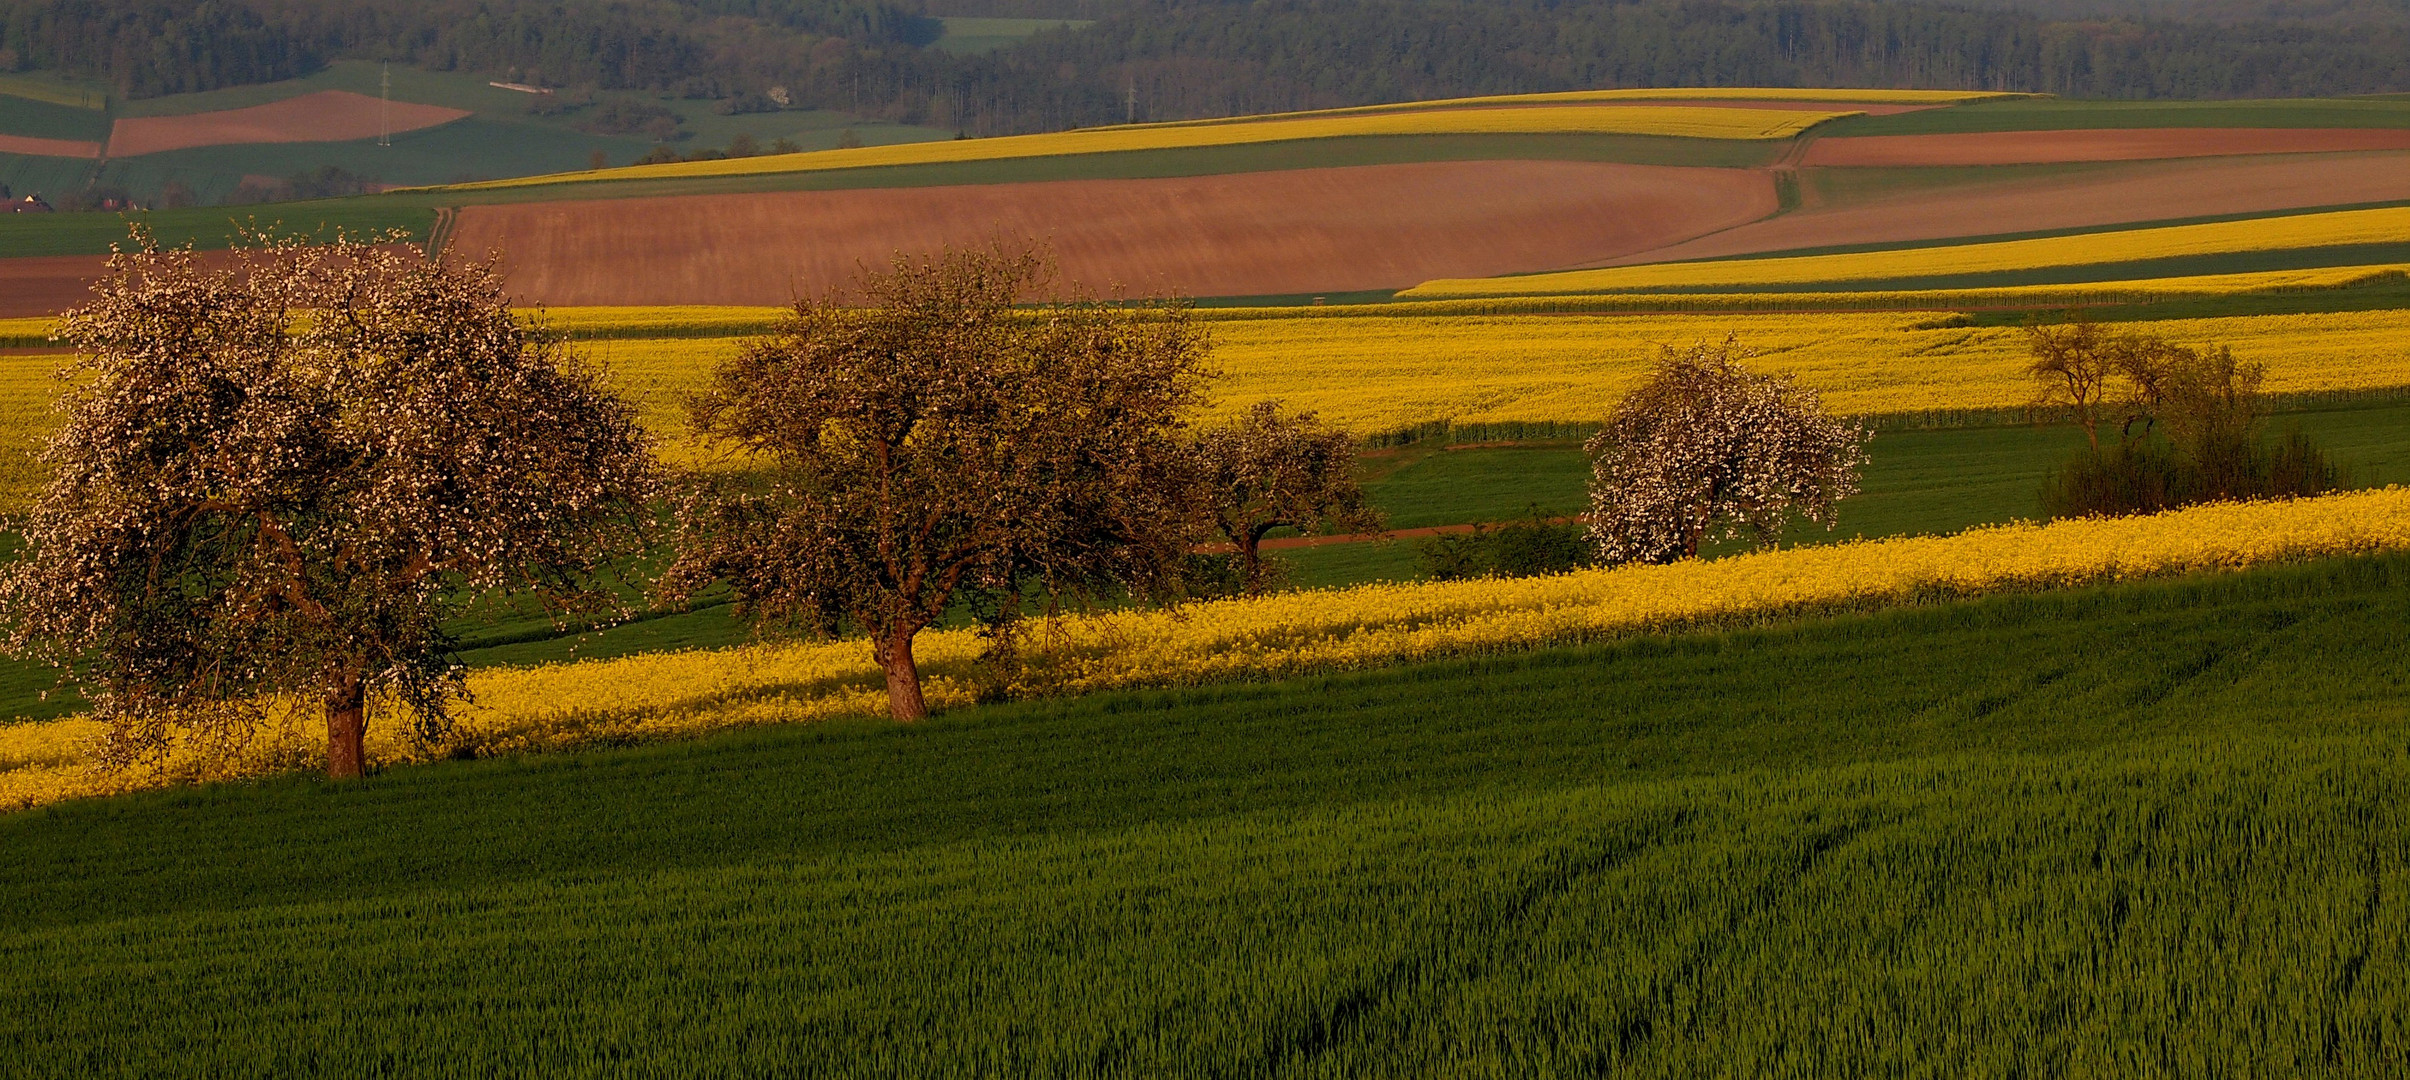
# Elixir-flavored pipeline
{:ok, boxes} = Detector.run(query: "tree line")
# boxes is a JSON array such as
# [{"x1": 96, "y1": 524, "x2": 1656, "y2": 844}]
[
  {"x1": 0, "y1": 238, "x2": 1882, "y2": 777},
  {"x1": 4, "y1": 0, "x2": 2406, "y2": 135}
]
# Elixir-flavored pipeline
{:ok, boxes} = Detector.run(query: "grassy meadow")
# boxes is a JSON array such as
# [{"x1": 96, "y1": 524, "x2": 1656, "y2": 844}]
[{"x1": 4, "y1": 553, "x2": 2408, "y2": 1075}]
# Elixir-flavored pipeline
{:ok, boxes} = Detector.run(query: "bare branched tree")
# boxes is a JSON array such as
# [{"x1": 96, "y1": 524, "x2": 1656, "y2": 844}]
[
  {"x1": 0, "y1": 231, "x2": 658, "y2": 778},
  {"x1": 1193, "y1": 401, "x2": 1383, "y2": 595},
  {"x1": 659, "y1": 247, "x2": 1208, "y2": 722},
  {"x1": 1587, "y1": 338, "x2": 1868, "y2": 565},
  {"x1": 2025, "y1": 316, "x2": 2122, "y2": 451}
]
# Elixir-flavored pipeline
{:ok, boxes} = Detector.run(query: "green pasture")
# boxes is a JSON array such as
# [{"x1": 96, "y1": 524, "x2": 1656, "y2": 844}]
[
  {"x1": 0, "y1": 60, "x2": 949, "y2": 216},
  {"x1": 1656, "y1": 194, "x2": 2410, "y2": 265},
  {"x1": 1824, "y1": 94, "x2": 2410, "y2": 136},
  {"x1": 0, "y1": 93, "x2": 108, "y2": 142},
  {"x1": 929, "y1": 16, "x2": 1095, "y2": 54},
  {"x1": 0, "y1": 153, "x2": 97, "y2": 206},
  {"x1": 0, "y1": 71, "x2": 108, "y2": 111},
  {"x1": 405, "y1": 131, "x2": 1790, "y2": 205},
  {"x1": 1588, "y1": 241, "x2": 2410, "y2": 295},
  {"x1": 4, "y1": 553, "x2": 2409, "y2": 1075}
]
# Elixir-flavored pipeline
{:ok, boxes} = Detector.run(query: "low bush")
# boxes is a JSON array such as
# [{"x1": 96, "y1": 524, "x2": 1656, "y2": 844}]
[{"x1": 1419, "y1": 514, "x2": 1591, "y2": 580}]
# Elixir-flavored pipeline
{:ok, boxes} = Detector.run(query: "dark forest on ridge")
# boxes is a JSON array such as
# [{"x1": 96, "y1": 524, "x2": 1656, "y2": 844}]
[{"x1": 5, "y1": 0, "x2": 2409, "y2": 136}]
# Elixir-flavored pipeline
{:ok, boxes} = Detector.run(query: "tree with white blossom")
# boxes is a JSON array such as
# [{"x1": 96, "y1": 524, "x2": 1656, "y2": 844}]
[
  {"x1": 1586, "y1": 338, "x2": 1868, "y2": 565},
  {"x1": 0, "y1": 231, "x2": 658, "y2": 779}
]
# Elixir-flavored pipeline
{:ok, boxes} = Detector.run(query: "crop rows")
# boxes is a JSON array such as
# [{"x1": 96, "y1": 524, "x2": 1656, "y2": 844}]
[
  {"x1": 1403, "y1": 206, "x2": 2410, "y2": 296},
  {"x1": 8, "y1": 487, "x2": 2405, "y2": 809},
  {"x1": 429, "y1": 105, "x2": 1854, "y2": 192}
]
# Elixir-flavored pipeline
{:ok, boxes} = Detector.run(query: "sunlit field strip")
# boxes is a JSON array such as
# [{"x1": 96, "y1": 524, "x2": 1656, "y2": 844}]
[
  {"x1": 6, "y1": 488, "x2": 2404, "y2": 810},
  {"x1": 426, "y1": 105, "x2": 1856, "y2": 192},
  {"x1": 1340, "y1": 264, "x2": 2410, "y2": 314},
  {"x1": 0, "y1": 353, "x2": 60, "y2": 513},
  {"x1": 7, "y1": 309, "x2": 2406, "y2": 505},
  {"x1": 1403, "y1": 207, "x2": 2410, "y2": 297},
  {"x1": 1149, "y1": 86, "x2": 2012, "y2": 127},
  {"x1": 528, "y1": 263, "x2": 2407, "y2": 338},
  {"x1": 569, "y1": 308, "x2": 2410, "y2": 457},
  {"x1": 1201, "y1": 308, "x2": 2410, "y2": 429}
]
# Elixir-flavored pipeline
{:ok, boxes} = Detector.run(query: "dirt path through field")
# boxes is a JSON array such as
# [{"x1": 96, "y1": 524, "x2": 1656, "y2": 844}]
[
  {"x1": 1804, "y1": 127, "x2": 2410, "y2": 166},
  {"x1": 105, "y1": 91, "x2": 470, "y2": 157},
  {"x1": 1594, "y1": 151, "x2": 2410, "y2": 268},
  {"x1": 448, "y1": 160, "x2": 1777, "y2": 305}
]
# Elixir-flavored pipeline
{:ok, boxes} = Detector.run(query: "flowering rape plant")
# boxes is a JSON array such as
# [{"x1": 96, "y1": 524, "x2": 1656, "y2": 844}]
[
  {"x1": 0, "y1": 229, "x2": 659, "y2": 778},
  {"x1": 6, "y1": 487, "x2": 2406, "y2": 811},
  {"x1": 1587, "y1": 339, "x2": 1868, "y2": 564}
]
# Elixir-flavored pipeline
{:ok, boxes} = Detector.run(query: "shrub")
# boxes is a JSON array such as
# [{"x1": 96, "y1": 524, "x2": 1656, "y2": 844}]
[{"x1": 1421, "y1": 515, "x2": 1592, "y2": 581}]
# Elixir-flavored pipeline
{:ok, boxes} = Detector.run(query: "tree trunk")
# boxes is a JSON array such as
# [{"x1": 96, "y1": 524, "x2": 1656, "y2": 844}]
[
  {"x1": 1239, "y1": 530, "x2": 1266, "y2": 596},
  {"x1": 876, "y1": 626, "x2": 930, "y2": 722},
  {"x1": 324, "y1": 674, "x2": 367, "y2": 780}
]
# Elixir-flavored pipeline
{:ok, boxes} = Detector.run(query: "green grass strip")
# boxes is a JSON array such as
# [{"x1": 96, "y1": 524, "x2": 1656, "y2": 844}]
[{"x1": 3, "y1": 553, "x2": 2407, "y2": 1074}]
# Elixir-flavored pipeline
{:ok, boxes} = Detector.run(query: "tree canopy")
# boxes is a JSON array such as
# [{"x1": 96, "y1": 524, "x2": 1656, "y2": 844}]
[
  {"x1": 0, "y1": 233, "x2": 658, "y2": 778},
  {"x1": 659, "y1": 247, "x2": 1207, "y2": 721},
  {"x1": 1587, "y1": 339, "x2": 1868, "y2": 565},
  {"x1": 1192, "y1": 401, "x2": 1382, "y2": 596}
]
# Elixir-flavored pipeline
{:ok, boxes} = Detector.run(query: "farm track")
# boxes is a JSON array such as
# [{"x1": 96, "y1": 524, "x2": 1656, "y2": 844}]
[
  {"x1": 446, "y1": 160, "x2": 1777, "y2": 306},
  {"x1": 1597, "y1": 151, "x2": 2410, "y2": 268}
]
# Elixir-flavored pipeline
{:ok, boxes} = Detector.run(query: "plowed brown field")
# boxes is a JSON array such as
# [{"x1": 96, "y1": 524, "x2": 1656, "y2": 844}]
[
  {"x1": 0, "y1": 255, "x2": 106, "y2": 318},
  {"x1": 1599, "y1": 151, "x2": 2410, "y2": 267},
  {"x1": 0, "y1": 134, "x2": 100, "y2": 159},
  {"x1": 105, "y1": 91, "x2": 470, "y2": 157},
  {"x1": 1802, "y1": 127, "x2": 2410, "y2": 166},
  {"x1": 447, "y1": 160, "x2": 1777, "y2": 305}
]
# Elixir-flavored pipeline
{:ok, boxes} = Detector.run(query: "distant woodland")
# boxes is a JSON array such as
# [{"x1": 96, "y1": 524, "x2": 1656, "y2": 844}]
[{"x1": 4, "y1": 0, "x2": 2408, "y2": 134}]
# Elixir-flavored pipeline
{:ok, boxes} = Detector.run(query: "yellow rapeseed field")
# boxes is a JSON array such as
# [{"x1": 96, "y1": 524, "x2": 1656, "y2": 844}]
[
  {"x1": 7, "y1": 487, "x2": 2406, "y2": 810},
  {"x1": 1152, "y1": 86, "x2": 2010, "y2": 127},
  {"x1": 532, "y1": 305, "x2": 787, "y2": 339},
  {"x1": 0, "y1": 353, "x2": 63, "y2": 511},
  {"x1": 430, "y1": 104, "x2": 1856, "y2": 192},
  {"x1": 566, "y1": 307, "x2": 2410, "y2": 460},
  {"x1": 1195, "y1": 308, "x2": 2410, "y2": 431},
  {"x1": 0, "y1": 316, "x2": 54, "y2": 345},
  {"x1": 6, "y1": 307, "x2": 2404, "y2": 507},
  {"x1": 1403, "y1": 207, "x2": 2410, "y2": 296}
]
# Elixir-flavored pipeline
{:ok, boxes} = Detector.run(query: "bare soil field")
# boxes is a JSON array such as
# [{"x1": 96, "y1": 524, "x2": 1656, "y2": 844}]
[
  {"x1": 0, "y1": 134, "x2": 100, "y2": 159},
  {"x1": 0, "y1": 246, "x2": 418, "y2": 319},
  {"x1": 105, "y1": 91, "x2": 471, "y2": 157},
  {"x1": 1802, "y1": 128, "x2": 2410, "y2": 166},
  {"x1": 0, "y1": 255, "x2": 106, "y2": 318},
  {"x1": 447, "y1": 160, "x2": 1776, "y2": 305},
  {"x1": 1599, "y1": 151, "x2": 2410, "y2": 267}
]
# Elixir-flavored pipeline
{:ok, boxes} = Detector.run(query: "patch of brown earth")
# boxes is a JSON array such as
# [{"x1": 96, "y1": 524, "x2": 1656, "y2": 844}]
[
  {"x1": 0, "y1": 134, "x2": 101, "y2": 159},
  {"x1": 0, "y1": 246, "x2": 420, "y2": 319},
  {"x1": 105, "y1": 91, "x2": 471, "y2": 157},
  {"x1": 446, "y1": 160, "x2": 1778, "y2": 306},
  {"x1": 0, "y1": 255, "x2": 107, "y2": 318},
  {"x1": 1802, "y1": 127, "x2": 2410, "y2": 166},
  {"x1": 1596, "y1": 151, "x2": 2410, "y2": 267}
]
